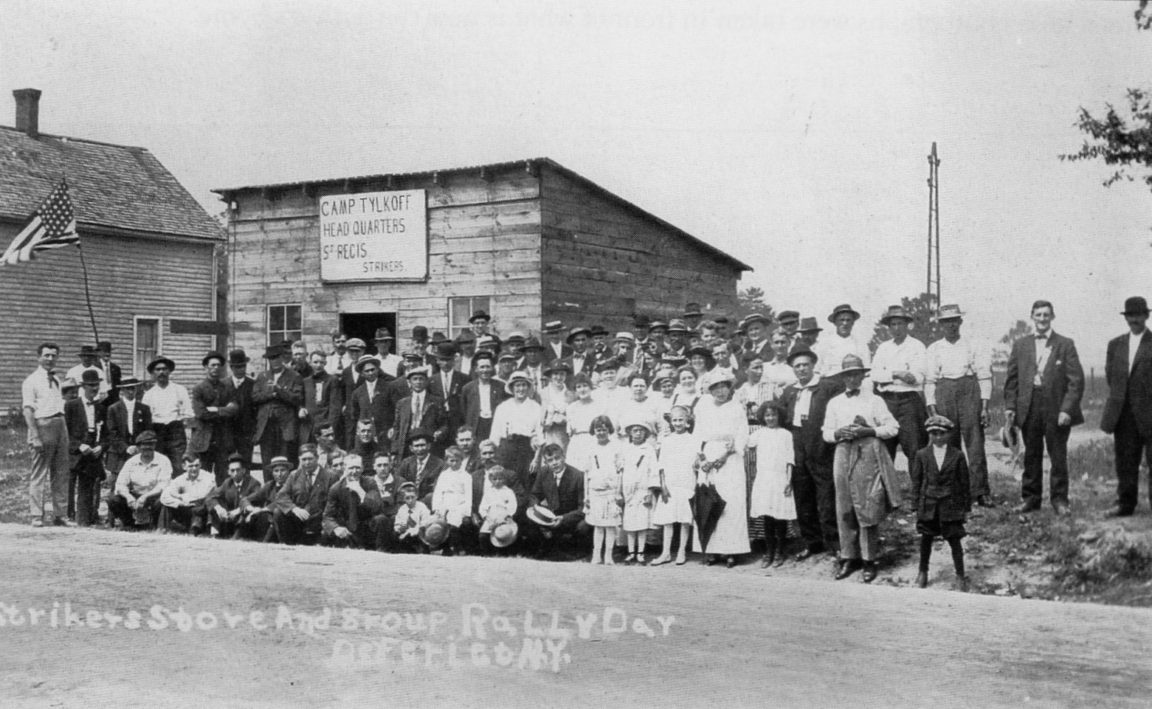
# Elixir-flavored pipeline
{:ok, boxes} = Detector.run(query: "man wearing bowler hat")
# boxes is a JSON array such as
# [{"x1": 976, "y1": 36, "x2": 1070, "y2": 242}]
[
  {"x1": 253, "y1": 344, "x2": 304, "y2": 472},
  {"x1": 816, "y1": 304, "x2": 871, "y2": 377},
  {"x1": 142, "y1": 354, "x2": 193, "y2": 468},
  {"x1": 65, "y1": 368, "x2": 107, "y2": 526},
  {"x1": 871, "y1": 305, "x2": 929, "y2": 465},
  {"x1": 227, "y1": 349, "x2": 257, "y2": 467},
  {"x1": 1003, "y1": 300, "x2": 1084, "y2": 515},
  {"x1": 190, "y1": 351, "x2": 238, "y2": 485},
  {"x1": 1102, "y1": 296, "x2": 1152, "y2": 516},
  {"x1": 925, "y1": 304, "x2": 995, "y2": 508}
]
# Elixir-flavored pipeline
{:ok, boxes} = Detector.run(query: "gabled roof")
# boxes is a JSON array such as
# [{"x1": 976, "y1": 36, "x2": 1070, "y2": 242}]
[
  {"x1": 214, "y1": 157, "x2": 751, "y2": 272},
  {"x1": 0, "y1": 125, "x2": 223, "y2": 241}
]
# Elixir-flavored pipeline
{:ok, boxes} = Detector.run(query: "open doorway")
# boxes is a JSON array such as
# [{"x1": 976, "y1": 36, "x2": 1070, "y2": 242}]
[{"x1": 340, "y1": 312, "x2": 398, "y2": 356}]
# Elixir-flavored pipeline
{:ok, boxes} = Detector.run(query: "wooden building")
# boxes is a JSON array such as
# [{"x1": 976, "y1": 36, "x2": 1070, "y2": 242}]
[
  {"x1": 215, "y1": 158, "x2": 749, "y2": 353},
  {"x1": 0, "y1": 89, "x2": 225, "y2": 405}
]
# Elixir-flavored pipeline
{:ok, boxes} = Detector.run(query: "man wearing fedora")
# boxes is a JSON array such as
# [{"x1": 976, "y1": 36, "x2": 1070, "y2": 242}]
[
  {"x1": 226, "y1": 349, "x2": 258, "y2": 467},
  {"x1": 779, "y1": 344, "x2": 845, "y2": 560},
  {"x1": 796, "y1": 317, "x2": 823, "y2": 348},
  {"x1": 65, "y1": 368, "x2": 107, "y2": 526},
  {"x1": 684, "y1": 302, "x2": 705, "y2": 331},
  {"x1": 142, "y1": 355, "x2": 193, "y2": 468},
  {"x1": 516, "y1": 337, "x2": 547, "y2": 391},
  {"x1": 871, "y1": 305, "x2": 929, "y2": 465},
  {"x1": 191, "y1": 351, "x2": 239, "y2": 485},
  {"x1": 391, "y1": 366, "x2": 447, "y2": 459},
  {"x1": 271, "y1": 444, "x2": 331, "y2": 545},
  {"x1": 925, "y1": 304, "x2": 995, "y2": 508},
  {"x1": 1003, "y1": 300, "x2": 1084, "y2": 515},
  {"x1": 105, "y1": 376, "x2": 151, "y2": 513},
  {"x1": 373, "y1": 327, "x2": 402, "y2": 379},
  {"x1": 253, "y1": 345, "x2": 305, "y2": 472},
  {"x1": 469, "y1": 309, "x2": 494, "y2": 340},
  {"x1": 1102, "y1": 296, "x2": 1152, "y2": 516},
  {"x1": 560, "y1": 327, "x2": 596, "y2": 379},
  {"x1": 665, "y1": 319, "x2": 691, "y2": 360},
  {"x1": 816, "y1": 304, "x2": 871, "y2": 377},
  {"x1": 743, "y1": 313, "x2": 773, "y2": 362}
]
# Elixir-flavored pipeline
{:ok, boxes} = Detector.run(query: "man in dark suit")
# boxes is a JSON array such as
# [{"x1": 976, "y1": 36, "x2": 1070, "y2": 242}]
[
  {"x1": 252, "y1": 345, "x2": 305, "y2": 473},
  {"x1": 778, "y1": 344, "x2": 845, "y2": 560},
  {"x1": 430, "y1": 343, "x2": 469, "y2": 442},
  {"x1": 105, "y1": 377, "x2": 151, "y2": 506},
  {"x1": 378, "y1": 351, "x2": 423, "y2": 447},
  {"x1": 742, "y1": 313, "x2": 773, "y2": 361},
  {"x1": 461, "y1": 351, "x2": 507, "y2": 441},
  {"x1": 205, "y1": 454, "x2": 266, "y2": 539},
  {"x1": 560, "y1": 327, "x2": 596, "y2": 380},
  {"x1": 95, "y1": 341, "x2": 122, "y2": 408},
  {"x1": 329, "y1": 338, "x2": 367, "y2": 449},
  {"x1": 65, "y1": 369, "x2": 106, "y2": 526},
  {"x1": 392, "y1": 366, "x2": 446, "y2": 458},
  {"x1": 1101, "y1": 296, "x2": 1152, "y2": 517},
  {"x1": 396, "y1": 429, "x2": 445, "y2": 504},
  {"x1": 1003, "y1": 300, "x2": 1085, "y2": 515},
  {"x1": 348, "y1": 355, "x2": 390, "y2": 449},
  {"x1": 524, "y1": 443, "x2": 587, "y2": 557},
  {"x1": 321, "y1": 453, "x2": 383, "y2": 549},
  {"x1": 272, "y1": 444, "x2": 331, "y2": 545},
  {"x1": 190, "y1": 351, "x2": 238, "y2": 485},
  {"x1": 540, "y1": 321, "x2": 571, "y2": 364},
  {"x1": 226, "y1": 349, "x2": 257, "y2": 467},
  {"x1": 300, "y1": 350, "x2": 335, "y2": 445}
]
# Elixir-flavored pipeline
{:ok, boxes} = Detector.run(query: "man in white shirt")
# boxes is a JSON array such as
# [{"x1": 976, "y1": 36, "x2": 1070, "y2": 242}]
[
  {"x1": 325, "y1": 331, "x2": 352, "y2": 376},
  {"x1": 816, "y1": 304, "x2": 872, "y2": 377},
  {"x1": 871, "y1": 305, "x2": 929, "y2": 465},
  {"x1": 159, "y1": 453, "x2": 215, "y2": 534},
  {"x1": 463, "y1": 351, "x2": 504, "y2": 440},
  {"x1": 374, "y1": 328, "x2": 403, "y2": 379},
  {"x1": 141, "y1": 355, "x2": 193, "y2": 469},
  {"x1": 924, "y1": 304, "x2": 994, "y2": 508},
  {"x1": 22, "y1": 342, "x2": 71, "y2": 527},
  {"x1": 66, "y1": 345, "x2": 107, "y2": 402},
  {"x1": 822, "y1": 354, "x2": 899, "y2": 583},
  {"x1": 541, "y1": 321, "x2": 570, "y2": 364}
]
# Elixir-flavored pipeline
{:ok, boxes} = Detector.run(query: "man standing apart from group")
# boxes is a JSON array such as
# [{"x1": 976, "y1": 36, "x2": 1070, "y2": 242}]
[
  {"x1": 1102, "y1": 297, "x2": 1152, "y2": 517},
  {"x1": 23, "y1": 343, "x2": 72, "y2": 527},
  {"x1": 1003, "y1": 300, "x2": 1084, "y2": 515},
  {"x1": 925, "y1": 305, "x2": 995, "y2": 508}
]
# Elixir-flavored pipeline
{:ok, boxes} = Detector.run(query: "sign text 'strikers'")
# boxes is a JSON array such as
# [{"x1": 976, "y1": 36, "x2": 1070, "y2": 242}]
[{"x1": 319, "y1": 189, "x2": 428, "y2": 282}]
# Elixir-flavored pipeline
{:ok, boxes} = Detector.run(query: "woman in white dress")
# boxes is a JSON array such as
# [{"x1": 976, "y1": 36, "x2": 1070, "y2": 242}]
[
  {"x1": 692, "y1": 369, "x2": 750, "y2": 567},
  {"x1": 539, "y1": 362, "x2": 574, "y2": 449},
  {"x1": 565, "y1": 374, "x2": 602, "y2": 470}
]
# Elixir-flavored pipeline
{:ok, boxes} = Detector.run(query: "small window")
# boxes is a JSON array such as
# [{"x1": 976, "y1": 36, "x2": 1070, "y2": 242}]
[
  {"x1": 268, "y1": 304, "x2": 302, "y2": 347},
  {"x1": 448, "y1": 296, "x2": 490, "y2": 337},
  {"x1": 134, "y1": 317, "x2": 161, "y2": 378}
]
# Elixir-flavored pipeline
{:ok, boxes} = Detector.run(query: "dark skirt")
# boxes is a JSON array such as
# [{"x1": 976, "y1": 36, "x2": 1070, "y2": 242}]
[
  {"x1": 497, "y1": 434, "x2": 535, "y2": 488},
  {"x1": 916, "y1": 504, "x2": 966, "y2": 540}
]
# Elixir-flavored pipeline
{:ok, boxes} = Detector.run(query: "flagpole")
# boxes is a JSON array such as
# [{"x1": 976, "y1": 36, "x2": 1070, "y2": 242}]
[{"x1": 76, "y1": 242, "x2": 100, "y2": 343}]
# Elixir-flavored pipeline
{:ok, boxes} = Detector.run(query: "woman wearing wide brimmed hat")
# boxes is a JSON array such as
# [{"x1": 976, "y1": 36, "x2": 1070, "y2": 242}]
[
  {"x1": 692, "y1": 369, "x2": 751, "y2": 568},
  {"x1": 489, "y1": 370, "x2": 542, "y2": 487},
  {"x1": 540, "y1": 361, "x2": 574, "y2": 449}
]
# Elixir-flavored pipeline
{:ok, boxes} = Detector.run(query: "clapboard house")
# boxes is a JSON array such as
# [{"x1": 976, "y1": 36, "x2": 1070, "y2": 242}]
[
  {"x1": 0, "y1": 89, "x2": 225, "y2": 405},
  {"x1": 217, "y1": 158, "x2": 749, "y2": 352}
]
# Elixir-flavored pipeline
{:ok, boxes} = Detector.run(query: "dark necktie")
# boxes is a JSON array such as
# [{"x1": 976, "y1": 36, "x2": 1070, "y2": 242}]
[
  {"x1": 48, "y1": 371, "x2": 58, "y2": 388},
  {"x1": 846, "y1": 390, "x2": 860, "y2": 398}
]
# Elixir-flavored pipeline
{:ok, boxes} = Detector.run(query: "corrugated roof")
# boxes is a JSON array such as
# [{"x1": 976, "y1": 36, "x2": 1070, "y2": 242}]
[
  {"x1": 213, "y1": 157, "x2": 751, "y2": 272},
  {"x1": 0, "y1": 125, "x2": 223, "y2": 241}
]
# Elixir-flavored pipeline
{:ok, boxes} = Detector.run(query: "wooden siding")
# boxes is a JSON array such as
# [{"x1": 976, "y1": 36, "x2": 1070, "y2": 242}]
[
  {"x1": 228, "y1": 170, "x2": 543, "y2": 358},
  {"x1": 0, "y1": 224, "x2": 217, "y2": 407},
  {"x1": 539, "y1": 168, "x2": 740, "y2": 333}
]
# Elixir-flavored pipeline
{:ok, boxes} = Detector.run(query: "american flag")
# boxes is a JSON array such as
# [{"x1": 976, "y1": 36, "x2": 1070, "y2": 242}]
[{"x1": 1, "y1": 179, "x2": 80, "y2": 266}]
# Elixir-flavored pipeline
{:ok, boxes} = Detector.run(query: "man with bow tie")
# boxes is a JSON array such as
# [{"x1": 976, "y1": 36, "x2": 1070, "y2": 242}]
[
  {"x1": 1004, "y1": 300, "x2": 1084, "y2": 515},
  {"x1": 23, "y1": 343, "x2": 72, "y2": 528}
]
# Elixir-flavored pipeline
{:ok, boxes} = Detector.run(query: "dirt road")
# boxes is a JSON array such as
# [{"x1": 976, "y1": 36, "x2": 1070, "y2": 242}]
[{"x1": 0, "y1": 525, "x2": 1149, "y2": 708}]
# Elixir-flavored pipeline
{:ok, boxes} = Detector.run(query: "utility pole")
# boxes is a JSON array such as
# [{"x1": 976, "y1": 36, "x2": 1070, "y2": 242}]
[{"x1": 926, "y1": 142, "x2": 941, "y2": 308}]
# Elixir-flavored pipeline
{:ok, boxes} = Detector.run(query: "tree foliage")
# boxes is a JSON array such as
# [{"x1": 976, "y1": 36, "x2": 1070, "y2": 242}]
[
  {"x1": 734, "y1": 287, "x2": 776, "y2": 324},
  {"x1": 867, "y1": 292, "x2": 941, "y2": 354},
  {"x1": 1000, "y1": 319, "x2": 1033, "y2": 346},
  {"x1": 1061, "y1": 1, "x2": 1152, "y2": 192}
]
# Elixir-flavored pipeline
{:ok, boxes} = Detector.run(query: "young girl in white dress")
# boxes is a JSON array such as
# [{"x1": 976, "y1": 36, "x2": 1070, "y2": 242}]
[
  {"x1": 650, "y1": 405, "x2": 698, "y2": 566},
  {"x1": 620, "y1": 420, "x2": 657, "y2": 564},
  {"x1": 747, "y1": 402, "x2": 796, "y2": 568},
  {"x1": 582, "y1": 414, "x2": 623, "y2": 565}
]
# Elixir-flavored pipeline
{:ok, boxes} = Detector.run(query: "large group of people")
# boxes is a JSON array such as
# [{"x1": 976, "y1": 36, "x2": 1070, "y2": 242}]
[{"x1": 21, "y1": 295, "x2": 1150, "y2": 589}]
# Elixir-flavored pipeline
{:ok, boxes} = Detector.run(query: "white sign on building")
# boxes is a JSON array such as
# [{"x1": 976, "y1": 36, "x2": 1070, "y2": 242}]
[{"x1": 318, "y1": 189, "x2": 427, "y2": 282}]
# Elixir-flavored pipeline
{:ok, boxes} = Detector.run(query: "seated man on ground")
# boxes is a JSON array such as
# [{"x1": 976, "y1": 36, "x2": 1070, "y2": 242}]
[
  {"x1": 206, "y1": 453, "x2": 268, "y2": 540},
  {"x1": 322, "y1": 454, "x2": 383, "y2": 549},
  {"x1": 107, "y1": 430, "x2": 173, "y2": 530},
  {"x1": 158, "y1": 453, "x2": 215, "y2": 534},
  {"x1": 271, "y1": 444, "x2": 331, "y2": 545},
  {"x1": 524, "y1": 443, "x2": 588, "y2": 558}
]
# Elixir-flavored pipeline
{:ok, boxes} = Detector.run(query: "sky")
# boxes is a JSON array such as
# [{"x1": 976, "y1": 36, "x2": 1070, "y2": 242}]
[{"x1": 2, "y1": 0, "x2": 1151, "y2": 368}]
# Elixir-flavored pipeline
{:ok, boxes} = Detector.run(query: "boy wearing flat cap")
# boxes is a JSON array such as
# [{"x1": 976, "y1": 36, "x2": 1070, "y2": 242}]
[{"x1": 909, "y1": 415, "x2": 970, "y2": 591}]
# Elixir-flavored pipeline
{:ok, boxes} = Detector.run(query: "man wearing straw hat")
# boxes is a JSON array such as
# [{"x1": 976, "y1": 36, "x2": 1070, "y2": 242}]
[
  {"x1": 924, "y1": 304, "x2": 995, "y2": 508},
  {"x1": 816, "y1": 304, "x2": 871, "y2": 378},
  {"x1": 871, "y1": 305, "x2": 929, "y2": 465},
  {"x1": 822, "y1": 354, "x2": 900, "y2": 583}
]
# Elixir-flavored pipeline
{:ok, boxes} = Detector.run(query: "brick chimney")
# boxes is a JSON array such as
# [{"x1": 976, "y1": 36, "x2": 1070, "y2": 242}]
[{"x1": 13, "y1": 88, "x2": 42, "y2": 137}]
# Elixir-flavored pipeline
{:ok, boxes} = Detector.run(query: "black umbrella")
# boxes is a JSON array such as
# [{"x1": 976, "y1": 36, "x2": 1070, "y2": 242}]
[{"x1": 692, "y1": 482, "x2": 726, "y2": 552}]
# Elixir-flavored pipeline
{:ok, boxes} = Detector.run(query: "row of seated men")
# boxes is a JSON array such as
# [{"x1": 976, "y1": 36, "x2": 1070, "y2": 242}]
[{"x1": 108, "y1": 427, "x2": 587, "y2": 557}]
